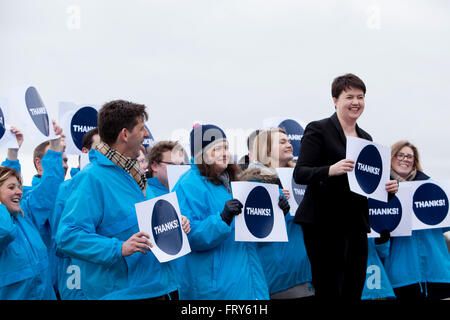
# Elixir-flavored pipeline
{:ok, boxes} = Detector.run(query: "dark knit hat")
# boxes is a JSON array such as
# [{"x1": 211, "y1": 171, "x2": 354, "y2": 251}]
[{"x1": 189, "y1": 124, "x2": 227, "y2": 159}]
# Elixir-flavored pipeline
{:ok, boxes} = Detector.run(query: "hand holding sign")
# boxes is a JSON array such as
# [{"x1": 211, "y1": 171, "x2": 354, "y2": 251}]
[
  {"x1": 9, "y1": 126, "x2": 23, "y2": 148},
  {"x1": 385, "y1": 180, "x2": 399, "y2": 194},
  {"x1": 48, "y1": 120, "x2": 65, "y2": 153},
  {"x1": 329, "y1": 159, "x2": 355, "y2": 176},
  {"x1": 6, "y1": 127, "x2": 24, "y2": 161},
  {"x1": 220, "y1": 199, "x2": 243, "y2": 226},
  {"x1": 121, "y1": 231, "x2": 153, "y2": 256},
  {"x1": 181, "y1": 215, "x2": 191, "y2": 234}
]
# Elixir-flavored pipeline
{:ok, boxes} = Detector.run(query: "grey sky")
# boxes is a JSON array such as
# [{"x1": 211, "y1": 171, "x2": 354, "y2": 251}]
[{"x1": 1, "y1": 0, "x2": 449, "y2": 185}]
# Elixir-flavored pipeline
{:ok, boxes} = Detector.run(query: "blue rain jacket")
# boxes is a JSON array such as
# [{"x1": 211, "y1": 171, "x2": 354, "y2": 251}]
[
  {"x1": 56, "y1": 149, "x2": 177, "y2": 300},
  {"x1": 0, "y1": 150, "x2": 64, "y2": 299},
  {"x1": 384, "y1": 171, "x2": 450, "y2": 291},
  {"x1": 172, "y1": 164, "x2": 269, "y2": 300},
  {"x1": 362, "y1": 239, "x2": 396, "y2": 300},
  {"x1": 50, "y1": 176, "x2": 88, "y2": 300}
]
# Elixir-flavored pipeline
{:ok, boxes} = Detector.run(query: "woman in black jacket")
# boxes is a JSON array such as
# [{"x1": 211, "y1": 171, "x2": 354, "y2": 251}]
[{"x1": 293, "y1": 73, "x2": 398, "y2": 299}]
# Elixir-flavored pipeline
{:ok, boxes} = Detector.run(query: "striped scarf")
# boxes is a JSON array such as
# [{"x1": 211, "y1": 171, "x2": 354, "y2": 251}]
[{"x1": 95, "y1": 142, "x2": 147, "y2": 194}]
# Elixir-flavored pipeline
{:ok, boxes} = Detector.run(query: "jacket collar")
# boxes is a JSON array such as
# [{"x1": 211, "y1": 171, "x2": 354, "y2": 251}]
[
  {"x1": 147, "y1": 177, "x2": 169, "y2": 192},
  {"x1": 330, "y1": 112, "x2": 365, "y2": 145},
  {"x1": 88, "y1": 149, "x2": 116, "y2": 167}
]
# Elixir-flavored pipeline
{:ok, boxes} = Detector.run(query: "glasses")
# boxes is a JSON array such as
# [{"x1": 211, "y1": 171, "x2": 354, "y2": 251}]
[
  {"x1": 160, "y1": 161, "x2": 185, "y2": 165},
  {"x1": 395, "y1": 152, "x2": 414, "y2": 161}
]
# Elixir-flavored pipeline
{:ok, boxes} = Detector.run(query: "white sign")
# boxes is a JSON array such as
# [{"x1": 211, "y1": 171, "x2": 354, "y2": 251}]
[
  {"x1": 167, "y1": 165, "x2": 190, "y2": 191},
  {"x1": 79, "y1": 152, "x2": 90, "y2": 170},
  {"x1": 59, "y1": 101, "x2": 98, "y2": 155},
  {"x1": 276, "y1": 167, "x2": 306, "y2": 216},
  {"x1": 231, "y1": 181, "x2": 288, "y2": 242},
  {"x1": 399, "y1": 180, "x2": 450, "y2": 231},
  {"x1": 367, "y1": 183, "x2": 413, "y2": 238},
  {"x1": 346, "y1": 136, "x2": 391, "y2": 202},
  {"x1": 135, "y1": 192, "x2": 191, "y2": 263},
  {"x1": 24, "y1": 86, "x2": 59, "y2": 143},
  {"x1": 0, "y1": 97, "x2": 19, "y2": 149}
]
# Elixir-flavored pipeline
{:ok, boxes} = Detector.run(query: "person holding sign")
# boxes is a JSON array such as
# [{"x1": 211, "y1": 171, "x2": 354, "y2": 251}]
[
  {"x1": 56, "y1": 100, "x2": 177, "y2": 300},
  {"x1": 1, "y1": 126, "x2": 24, "y2": 174},
  {"x1": 293, "y1": 73, "x2": 398, "y2": 299},
  {"x1": 383, "y1": 140, "x2": 450, "y2": 300},
  {"x1": 240, "y1": 128, "x2": 313, "y2": 299},
  {"x1": 172, "y1": 124, "x2": 269, "y2": 300},
  {"x1": 0, "y1": 131, "x2": 65, "y2": 299},
  {"x1": 146, "y1": 140, "x2": 190, "y2": 300}
]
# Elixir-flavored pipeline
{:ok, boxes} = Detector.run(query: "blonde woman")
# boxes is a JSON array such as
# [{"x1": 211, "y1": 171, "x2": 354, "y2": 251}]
[{"x1": 240, "y1": 128, "x2": 314, "y2": 299}]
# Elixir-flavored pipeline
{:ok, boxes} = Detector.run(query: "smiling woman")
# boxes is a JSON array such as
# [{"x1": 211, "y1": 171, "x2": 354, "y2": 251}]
[
  {"x1": 0, "y1": 164, "x2": 60, "y2": 300},
  {"x1": 0, "y1": 167, "x2": 23, "y2": 215},
  {"x1": 293, "y1": 73, "x2": 399, "y2": 299}
]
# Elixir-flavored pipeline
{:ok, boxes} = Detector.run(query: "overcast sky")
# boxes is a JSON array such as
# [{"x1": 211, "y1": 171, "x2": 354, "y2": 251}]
[{"x1": 1, "y1": 0, "x2": 449, "y2": 185}]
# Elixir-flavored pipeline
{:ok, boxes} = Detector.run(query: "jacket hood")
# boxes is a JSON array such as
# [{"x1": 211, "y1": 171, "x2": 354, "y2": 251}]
[{"x1": 238, "y1": 167, "x2": 281, "y2": 185}]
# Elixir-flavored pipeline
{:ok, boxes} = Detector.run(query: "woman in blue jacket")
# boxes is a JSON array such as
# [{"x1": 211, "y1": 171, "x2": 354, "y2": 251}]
[
  {"x1": 0, "y1": 140, "x2": 65, "y2": 299},
  {"x1": 239, "y1": 128, "x2": 314, "y2": 299},
  {"x1": 384, "y1": 140, "x2": 450, "y2": 299},
  {"x1": 173, "y1": 124, "x2": 269, "y2": 300}
]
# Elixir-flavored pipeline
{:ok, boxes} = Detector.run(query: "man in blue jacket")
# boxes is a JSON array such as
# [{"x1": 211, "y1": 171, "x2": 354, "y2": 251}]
[{"x1": 56, "y1": 100, "x2": 177, "y2": 300}]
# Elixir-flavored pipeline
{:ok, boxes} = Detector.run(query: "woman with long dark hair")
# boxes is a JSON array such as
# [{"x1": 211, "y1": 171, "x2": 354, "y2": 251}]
[{"x1": 173, "y1": 124, "x2": 269, "y2": 300}]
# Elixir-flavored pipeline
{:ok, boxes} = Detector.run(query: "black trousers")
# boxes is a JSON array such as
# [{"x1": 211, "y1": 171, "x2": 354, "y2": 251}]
[
  {"x1": 302, "y1": 223, "x2": 368, "y2": 299},
  {"x1": 394, "y1": 283, "x2": 450, "y2": 300}
]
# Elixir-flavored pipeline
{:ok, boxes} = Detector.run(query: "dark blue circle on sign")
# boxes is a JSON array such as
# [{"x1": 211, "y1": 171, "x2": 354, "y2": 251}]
[
  {"x1": 0, "y1": 107, "x2": 5, "y2": 140},
  {"x1": 25, "y1": 86, "x2": 50, "y2": 137},
  {"x1": 279, "y1": 119, "x2": 304, "y2": 160},
  {"x1": 412, "y1": 183, "x2": 449, "y2": 226},
  {"x1": 244, "y1": 186, "x2": 274, "y2": 239},
  {"x1": 368, "y1": 196, "x2": 402, "y2": 234},
  {"x1": 151, "y1": 199, "x2": 183, "y2": 255},
  {"x1": 71, "y1": 106, "x2": 98, "y2": 151},
  {"x1": 291, "y1": 176, "x2": 306, "y2": 205},
  {"x1": 355, "y1": 145, "x2": 383, "y2": 194}
]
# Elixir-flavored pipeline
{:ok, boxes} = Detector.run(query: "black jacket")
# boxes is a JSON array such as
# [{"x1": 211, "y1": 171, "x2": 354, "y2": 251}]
[{"x1": 293, "y1": 113, "x2": 373, "y2": 233}]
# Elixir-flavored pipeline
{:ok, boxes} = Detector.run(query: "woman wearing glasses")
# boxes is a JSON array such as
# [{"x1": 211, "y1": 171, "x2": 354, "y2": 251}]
[{"x1": 383, "y1": 140, "x2": 450, "y2": 300}]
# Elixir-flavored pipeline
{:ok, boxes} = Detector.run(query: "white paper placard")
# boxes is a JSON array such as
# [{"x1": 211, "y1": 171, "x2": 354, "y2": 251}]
[
  {"x1": 135, "y1": 192, "x2": 191, "y2": 263},
  {"x1": 167, "y1": 164, "x2": 190, "y2": 191},
  {"x1": 231, "y1": 181, "x2": 288, "y2": 242},
  {"x1": 24, "y1": 86, "x2": 59, "y2": 142},
  {"x1": 398, "y1": 180, "x2": 450, "y2": 231},
  {"x1": 59, "y1": 101, "x2": 98, "y2": 155},
  {"x1": 0, "y1": 97, "x2": 19, "y2": 149},
  {"x1": 276, "y1": 167, "x2": 306, "y2": 216},
  {"x1": 346, "y1": 136, "x2": 391, "y2": 202},
  {"x1": 367, "y1": 183, "x2": 413, "y2": 238}
]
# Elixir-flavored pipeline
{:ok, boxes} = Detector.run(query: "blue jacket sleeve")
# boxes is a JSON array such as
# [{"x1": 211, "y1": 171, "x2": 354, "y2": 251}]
[
  {"x1": 175, "y1": 182, "x2": 231, "y2": 252},
  {"x1": 1, "y1": 158, "x2": 21, "y2": 175},
  {"x1": 0, "y1": 204, "x2": 17, "y2": 252},
  {"x1": 55, "y1": 174, "x2": 124, "y2": 267},
  {"x1": 20, "y1": 150, "x2": 65, "y2": 229}
]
